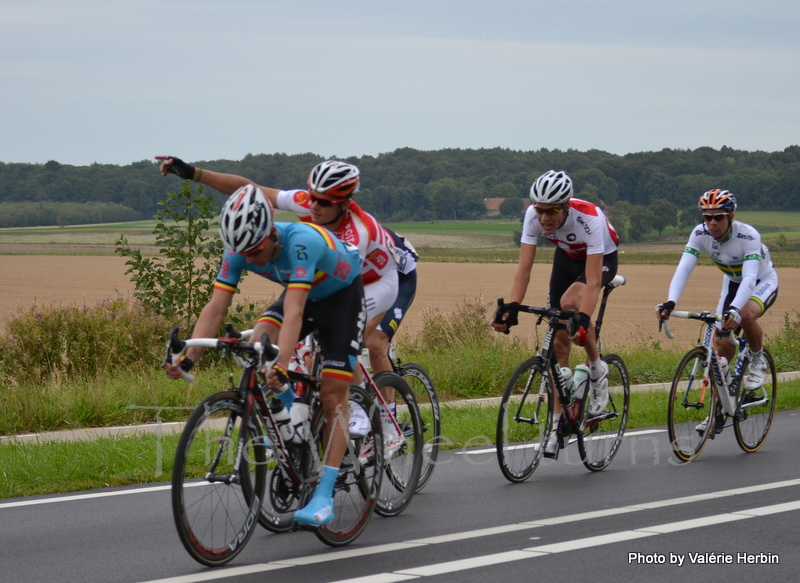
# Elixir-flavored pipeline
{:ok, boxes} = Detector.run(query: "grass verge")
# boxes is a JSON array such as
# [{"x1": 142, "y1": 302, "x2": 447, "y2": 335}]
[{"x1": 3, "y1": 379, "x2": 798, "y2": 499}]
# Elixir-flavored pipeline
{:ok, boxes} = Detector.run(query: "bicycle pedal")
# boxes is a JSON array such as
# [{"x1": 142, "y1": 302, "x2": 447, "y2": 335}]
[{"x1": 292, "y1": 520, "x2": 320, "y2": 532}]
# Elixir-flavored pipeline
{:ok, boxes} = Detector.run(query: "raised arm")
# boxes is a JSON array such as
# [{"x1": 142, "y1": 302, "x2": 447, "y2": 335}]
[{"x1": 156, "y1": 155, "x2": 281, "y2": 206}]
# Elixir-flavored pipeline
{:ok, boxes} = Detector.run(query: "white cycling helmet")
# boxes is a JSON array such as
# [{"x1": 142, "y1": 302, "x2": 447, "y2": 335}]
[
  {"x1": 529, "y1": 170, "x2": 573, "y2": 205},
  {"x1": 219, "y1": 184, "x2": 274, "y2": 254},
  {"x1": 307, "y1": 160, "x2": 360, "y2": 200}
]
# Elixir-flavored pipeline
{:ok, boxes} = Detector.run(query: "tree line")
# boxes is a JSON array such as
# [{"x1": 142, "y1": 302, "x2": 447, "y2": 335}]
[{"x1": 1, "y1": 146, "x2": 798, "y2": 230}]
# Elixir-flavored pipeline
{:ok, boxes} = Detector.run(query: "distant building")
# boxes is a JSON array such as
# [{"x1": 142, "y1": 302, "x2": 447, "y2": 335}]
[{"x1": 484, "y1": 197, "x2": 506, "y2": 217}]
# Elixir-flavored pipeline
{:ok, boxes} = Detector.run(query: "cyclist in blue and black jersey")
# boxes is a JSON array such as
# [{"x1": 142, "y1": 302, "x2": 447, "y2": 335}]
[{"x1": 165, "y1": 184, "x2": 365, "y2": 527}]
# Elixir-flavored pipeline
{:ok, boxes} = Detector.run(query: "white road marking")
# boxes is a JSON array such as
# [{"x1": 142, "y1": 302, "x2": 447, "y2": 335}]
[
  {"x1": 131, "y1": 478, "x2": 800, "y2": 583},
  {"x1": 459, "y1": 428, "x2": 666, "y2": 455}
]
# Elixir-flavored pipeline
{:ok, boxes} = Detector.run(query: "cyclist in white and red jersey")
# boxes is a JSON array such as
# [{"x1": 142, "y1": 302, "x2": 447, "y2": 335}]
[
  {"x1": 275, "y1": 162, "x2": 399, "y2": 333},
  {"x1": 657, "y1": 189, "x2": 778, "y2": 391},
  {"x1": 492, "y1": 170, "x2": 619, "y2": 455}
]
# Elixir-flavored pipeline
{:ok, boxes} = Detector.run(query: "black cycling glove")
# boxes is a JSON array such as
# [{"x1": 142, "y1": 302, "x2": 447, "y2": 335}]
[
  {"x1": 164, "y1": 156, "x2": 196, "y2": 180},
  {"x1": 576, "y1": 311, "x2": 591, "y2": 346},
  {"x1": 492, "y1": 302, "x2": 520, "y2": 333}
]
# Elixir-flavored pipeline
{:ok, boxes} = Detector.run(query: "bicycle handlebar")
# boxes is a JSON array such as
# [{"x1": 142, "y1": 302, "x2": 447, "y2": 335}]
[
  {"x1": 660, "y1": 310, "x2": 722, "y2": 340},
  {"x1": 496, "y1": 298, "x2": 580, "y2": 336},
  {"x1": 162, "y1": 326, "x2": 280, "y2": 383}
]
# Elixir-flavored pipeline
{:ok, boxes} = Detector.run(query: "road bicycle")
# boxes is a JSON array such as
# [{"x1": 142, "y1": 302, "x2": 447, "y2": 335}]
[
  {"x1": 661, "y1": 311, "x2": 778, "y2": 462},
  {"x1": 496, "y1": 274, "x2": 630, "y2": 482},
  {"x1": 260, "y1": 332, "x2": 424, "y2": 523},
  {"x1": 387, "y1": 342, "x2": 441, "y2": 492},
  {"x1": 165, "y1": 325, "x2": 384, "y2": 567}
]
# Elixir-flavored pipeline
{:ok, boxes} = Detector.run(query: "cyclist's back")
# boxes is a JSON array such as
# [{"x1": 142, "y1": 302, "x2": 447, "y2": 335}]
[
  {"x1": 216, "y1": 221, "x2": 361, "y2": 300},
  {"x1": 277, "y1": 190, "x2": 398, "y2": 285}
]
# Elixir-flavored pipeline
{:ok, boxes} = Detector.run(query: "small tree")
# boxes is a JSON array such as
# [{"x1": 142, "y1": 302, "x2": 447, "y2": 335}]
[
  {"x1": 648, "y1": 199, "x2": 679, "y2": 239},
  {"x1": 628, "y1": 205, "x2": 656, "y2": 242},
  {"x1": 499, "y1": 197, "x2": 526, "y2": 219},
  {"x1": 115, "y1": 181, "x2": 225, "y2": 329}
]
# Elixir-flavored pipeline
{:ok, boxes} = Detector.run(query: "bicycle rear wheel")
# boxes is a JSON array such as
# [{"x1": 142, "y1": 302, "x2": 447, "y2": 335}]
[
  {"x1": 397, "y1": 362, "x2": 441, "y2": 492},
  {"x1": 314, "y1": 386, "x2": 384, "y2": 546},
  {"x1": 667, "y1": 347, "x2": 717, "y2": 462},
  {"x1": 496, "y1": 356, "x2": 552, "y2": 483},
  {"x1": 172, "y1": 391, "x2": 266, "y2": 567},
  {"x1": 372, "y1": 372, "x2": 424, "y2": 516},
  {"x1": 734, "y1": 348, "x2": 777, "y2": 453},
  {"x1": 578, "y1": 353, "x2": 630, "y2": 471}
]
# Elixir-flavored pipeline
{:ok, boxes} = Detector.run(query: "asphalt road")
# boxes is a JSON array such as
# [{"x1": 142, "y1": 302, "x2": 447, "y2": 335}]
[{"x1": 2, "y1": 412, "x2": 799, "y2": 583}]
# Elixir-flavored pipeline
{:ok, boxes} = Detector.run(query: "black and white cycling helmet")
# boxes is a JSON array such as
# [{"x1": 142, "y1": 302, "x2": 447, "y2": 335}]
[
  {"x1": 219, "y1": 184, "x2": 274, "y2": 254},
  {"x1": 307, "y1": 160, "x2": 360, "y2": 200},
  {"x1": 529, "y1": 170, "x2": 573, "y2": 205}
]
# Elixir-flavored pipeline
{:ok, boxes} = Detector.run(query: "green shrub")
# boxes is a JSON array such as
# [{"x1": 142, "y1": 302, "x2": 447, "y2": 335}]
[
  {"x1": 399, "y1": 297, "x2": 531, "y2": 400},
  {"x1": 767, "y1": 311, "x2": 800, "y2": 372},
  {"x1": 0, "y1": 297, "x2": 170, "y2": 386}
]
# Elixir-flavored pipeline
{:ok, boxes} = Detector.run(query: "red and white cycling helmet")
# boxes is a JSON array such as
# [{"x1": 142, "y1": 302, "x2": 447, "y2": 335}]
[
  {"x1": 698, "y1": 189, "x2": 737, "y2": 213},
  {"x1": 307, "y1": 161, "x2": 360, "y2": 200},
  {"x1": 529, "y1": 170, "x2": 573, "y2": 205},
  {"x1": 219, "y1": 184, "x2": 274, "y2": 254}
]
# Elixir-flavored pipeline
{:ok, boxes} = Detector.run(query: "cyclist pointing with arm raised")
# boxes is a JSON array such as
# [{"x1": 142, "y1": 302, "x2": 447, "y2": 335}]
[
  {"x1": 165, "y1": 184, "x2": 365, "y2": 527},
  {"x1": 656, "y1": 189, "x2": 778, "y2": 390},
  {"x1": 156, "y1": 156, "x2": 399, "y2": 372},
  {"x1": 493, "y1": 170, "x2": 619, "y2": 455}
]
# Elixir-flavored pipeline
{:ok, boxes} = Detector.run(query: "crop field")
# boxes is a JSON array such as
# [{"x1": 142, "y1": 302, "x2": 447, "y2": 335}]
[
  {"x1": 2, "y1": 213, "x2": 799, "y2": 348},
  {"x1": 1, "y1": 255, "x2": 798, "y2": 351}
]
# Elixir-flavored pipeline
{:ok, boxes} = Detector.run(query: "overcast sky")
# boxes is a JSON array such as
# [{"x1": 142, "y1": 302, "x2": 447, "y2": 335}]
[{"x1": 2, "y1": 0, "x2": 799, "y2": 166}]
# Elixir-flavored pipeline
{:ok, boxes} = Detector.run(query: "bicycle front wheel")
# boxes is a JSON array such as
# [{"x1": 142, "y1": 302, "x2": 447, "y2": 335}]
[
  {"x1": 172, "y1": 391, "x2": 266, "y2": 567},
  {"x1": 667, "y1": 347, "x2": 717, "y2": 462},
  {"x1": 314, "y1": 385, "x2": 384, "y2": 546},
  {"x1": 371, "y1": 372, "x2": 424, "y2": 517},
  {"x1": 734, "y1": 348, "x2": 777, "y2": 453},
  {"x1": 395, "y1": 362, "x2": 441, "y2": 492},
  {"x1": 578, "y1": 353, "x2": 630, "y2": 471},
  {"x1": 496, "y1": 357, "x2": 553, "y2": 483}
]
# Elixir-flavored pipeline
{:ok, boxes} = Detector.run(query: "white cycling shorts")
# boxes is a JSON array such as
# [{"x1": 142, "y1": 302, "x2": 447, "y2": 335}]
[{"x1": 364, "y1": 269, "x2": 398, "y2": 324}]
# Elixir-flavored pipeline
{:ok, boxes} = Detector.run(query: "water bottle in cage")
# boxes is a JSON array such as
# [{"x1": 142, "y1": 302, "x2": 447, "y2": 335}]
[
  {"x1": 571, "y1": 364, "x2": 590, "y2": 400},
  {"x1": 269, "y1": 399, "x2": 295, "y2": 443}
]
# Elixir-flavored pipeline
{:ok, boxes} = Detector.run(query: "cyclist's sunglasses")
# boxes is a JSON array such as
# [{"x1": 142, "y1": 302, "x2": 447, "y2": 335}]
[
  {"x1": 310, "y1": 194, "x2": 344, "y2": 207},
  {"x1": 241, "y1": 237, "x2": 269, "y2": 257},
  {"x1": 534, "y1": 204, "x2": 565, "y2": 216},
  {"x1": 703, "y1": 213, "x2": 730, "y2": 223}
]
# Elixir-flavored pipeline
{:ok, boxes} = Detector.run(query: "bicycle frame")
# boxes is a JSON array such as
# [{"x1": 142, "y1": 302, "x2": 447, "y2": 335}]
[
  {"x1": 167, "y1": 328, "x2": 310, "y2": 490},
  {"x1": 663, "y1": 311, "x2": 754, "y2": 418}
]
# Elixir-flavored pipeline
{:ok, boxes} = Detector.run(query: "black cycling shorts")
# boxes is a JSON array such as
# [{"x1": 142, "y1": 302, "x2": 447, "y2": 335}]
[
  {"x1": 261, "y1": 278, "x2": 366, "y2": 381},
  {"x1": 376, "y1": 270, "x2": 417, "y2": 340},
  {"x1": 547, "y1": 248, "x2": 618, "y2": 310}
]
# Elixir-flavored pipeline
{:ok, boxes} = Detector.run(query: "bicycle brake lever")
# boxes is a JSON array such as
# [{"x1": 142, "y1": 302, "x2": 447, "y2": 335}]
[{"x1": 162, "y1": 327, "x2": 195, "y2": 382}]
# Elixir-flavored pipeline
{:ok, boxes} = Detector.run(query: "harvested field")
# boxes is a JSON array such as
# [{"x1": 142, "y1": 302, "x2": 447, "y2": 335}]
[{"x1": 0, "y1": 255, "x2": 796, "y2": 349}]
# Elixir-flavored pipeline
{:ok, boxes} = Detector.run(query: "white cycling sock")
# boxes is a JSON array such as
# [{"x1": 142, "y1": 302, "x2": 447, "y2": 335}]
[{"x1": 589, "y1": 359, "x2": 604, "y2": 380}]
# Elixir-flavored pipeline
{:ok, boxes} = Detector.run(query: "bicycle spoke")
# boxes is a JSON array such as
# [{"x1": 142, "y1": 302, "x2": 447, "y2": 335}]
[
  {"x1": 578, "y1": 354, "x2": 629, "y2": 471},
  {"x1": 734, "y1": 348, "x2": 778, "y2": 452},
  {"x1": 172, "y1": 393, "x2": 266, "y2": 567},
  {"x1": 496, "y1": 357, "x2": 551, "y2": 483},
  {"x1": 667, "y1": 348, "x2": 716, "y2": 462}
]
